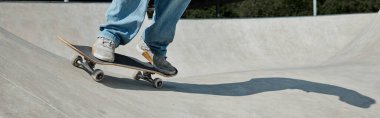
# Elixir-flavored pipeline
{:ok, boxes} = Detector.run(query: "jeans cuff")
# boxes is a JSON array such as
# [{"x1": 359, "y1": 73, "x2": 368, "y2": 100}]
[{"x1": 98, "y1": 31, "x2": 121, "y2": 47}]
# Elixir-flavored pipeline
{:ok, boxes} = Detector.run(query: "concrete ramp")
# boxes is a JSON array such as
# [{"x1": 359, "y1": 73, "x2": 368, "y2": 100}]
[
  {"x1": 0, "y1": 3, "x2": 379, "y2": 118},
  {"x1": 326, "y1": 12, "x2": 380, "y2": 65}
]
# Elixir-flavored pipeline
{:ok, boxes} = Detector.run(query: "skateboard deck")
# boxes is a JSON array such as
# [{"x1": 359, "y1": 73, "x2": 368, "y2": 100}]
[{"x1": 58, "y1": 36, "x2": 177, "y2": 77}]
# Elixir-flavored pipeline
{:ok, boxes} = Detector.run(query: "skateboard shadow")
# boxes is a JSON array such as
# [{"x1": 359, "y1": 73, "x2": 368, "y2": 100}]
[{"x1": 101, "y1": 75, "x2": 376, "y2": 108}]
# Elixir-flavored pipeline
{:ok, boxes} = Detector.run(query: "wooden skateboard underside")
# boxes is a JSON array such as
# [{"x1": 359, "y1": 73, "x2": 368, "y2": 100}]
[{"x1": 58, "y1": 36, "x2": 176, "y2": 77}]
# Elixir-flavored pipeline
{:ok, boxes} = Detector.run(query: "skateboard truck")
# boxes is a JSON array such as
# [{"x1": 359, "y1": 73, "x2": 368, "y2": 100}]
[
  {"x1": 70, "y1": 55, "x2": 163, "y2": 88},
  {"x1": 134, "y1": 71, "x2": 163, "y2": 88},
  {"x1": 71, "y1": 55, "x2": 104, "y2": 82}
]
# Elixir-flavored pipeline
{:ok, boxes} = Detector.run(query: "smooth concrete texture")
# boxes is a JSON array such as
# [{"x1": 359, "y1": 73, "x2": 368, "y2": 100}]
[{"x1": 0, "y1": 3, "x2": 379, "y2": 118}]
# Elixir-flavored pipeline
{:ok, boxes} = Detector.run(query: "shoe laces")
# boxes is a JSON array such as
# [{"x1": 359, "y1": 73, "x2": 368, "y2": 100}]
[
  {"x1": 102, "y1": 38, "x2": 115, "y2": 48},
  {"x1": 139, "y1": 41, "x2": 150, "y2": 51}
]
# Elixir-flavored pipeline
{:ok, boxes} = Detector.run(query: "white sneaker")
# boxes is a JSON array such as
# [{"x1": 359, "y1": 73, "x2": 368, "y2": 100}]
[
  {"x1": 92, "y1": 37, "x2": 115, "y2": 62},
  {"x1": 136, "y1": 39, "x2": 154, "y2": 64}
]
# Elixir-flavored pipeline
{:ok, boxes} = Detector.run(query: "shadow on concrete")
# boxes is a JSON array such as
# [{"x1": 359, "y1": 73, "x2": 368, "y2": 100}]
[{"x1": 101, "y1": 75, "x2": 376, "y2": 108}]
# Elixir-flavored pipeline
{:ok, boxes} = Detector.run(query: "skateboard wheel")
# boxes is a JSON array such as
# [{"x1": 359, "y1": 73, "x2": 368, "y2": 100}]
[
  {"x1": 91, "y1": 69, "x2": 104, "y2": 82},
  {"x1": 153, "y1": 78, "x2": 163, "y2": 88},
  {"x1": 133, "y1": 71, "x2": 143, "y2": 81},
  {"x1": 71, "y1": 55, "x2": 83, "y2": 68}
]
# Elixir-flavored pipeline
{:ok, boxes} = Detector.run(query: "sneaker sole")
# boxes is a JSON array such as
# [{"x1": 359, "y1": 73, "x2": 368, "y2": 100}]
[{"x1": 92, "y1": 47, "x2": 114, "y2": 62}]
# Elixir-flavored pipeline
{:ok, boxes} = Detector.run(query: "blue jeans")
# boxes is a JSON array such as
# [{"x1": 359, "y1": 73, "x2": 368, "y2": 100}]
[{"x1": 98, "y1": 0, "x2": 191, "y2": 57}]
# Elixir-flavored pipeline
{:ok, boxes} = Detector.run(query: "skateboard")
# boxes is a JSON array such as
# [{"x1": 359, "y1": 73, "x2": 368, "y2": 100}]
[{"x1": 58, "y1": 36, "x2": 177, "y2": 88}]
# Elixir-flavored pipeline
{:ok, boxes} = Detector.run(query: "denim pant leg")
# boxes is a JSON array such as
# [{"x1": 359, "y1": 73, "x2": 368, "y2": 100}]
[
  {"x1": 98, "y1": 0, "x2": 149, "y2": 47},
  {"x1": 143, "y1": 0, "x2": 191, "y2": 57}
]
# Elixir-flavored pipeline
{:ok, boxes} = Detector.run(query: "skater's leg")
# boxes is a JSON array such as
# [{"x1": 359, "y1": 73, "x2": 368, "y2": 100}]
[
  {"x1": 99, "y1": 0, "x2": 149, "y2": 47},
  {"x1": 93, "y1": 0, "x2": 149, "y2": 62},
  {"x1": 142, "y1": 0, "x2": 191, "y2": 56}
]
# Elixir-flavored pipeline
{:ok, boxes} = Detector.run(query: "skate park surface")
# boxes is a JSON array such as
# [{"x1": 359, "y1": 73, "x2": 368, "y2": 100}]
[{"x1": 0, "y1": 3, "x2": 380, "y2": 118}]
